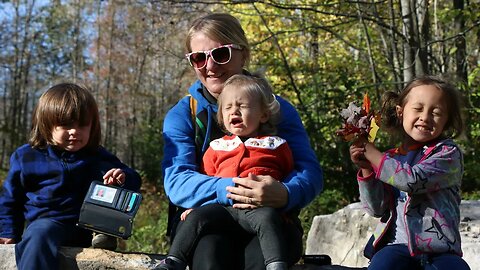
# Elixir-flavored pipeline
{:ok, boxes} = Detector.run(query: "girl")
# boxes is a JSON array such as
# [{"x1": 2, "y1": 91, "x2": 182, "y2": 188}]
[
  {"x1": 159, "y1": 75, "x2": 293, "y2": 270},
  {"x1": 0, "y1": 82, "x2": 142, "y2": 270},
  {"x1": 349, "y1": 76, "x2": 470, "y2": 270}
]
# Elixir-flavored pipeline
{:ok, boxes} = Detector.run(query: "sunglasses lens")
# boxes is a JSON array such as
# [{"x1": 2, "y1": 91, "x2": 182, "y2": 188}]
[
  {"x1": 211, "y1": 46, "x2": 231, "y2": 64},
  {"x1": 189, "y1": 52, "x2": 207, "y2": 68}
]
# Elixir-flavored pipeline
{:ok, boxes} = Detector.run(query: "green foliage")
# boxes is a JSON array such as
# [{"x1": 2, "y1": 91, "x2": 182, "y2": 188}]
[
  {"x1": 461, "y1": 149, "x2": 480, "y2": 194},
  {"x1": 132, "y1": 119, "x2": 164, "y2": 186},
  {"x1": 0, "y1": 168, "x2": 7, "y2": 186},
  {"x1": 300, "y1": 189, "x2": 350, "y2": 220},
  {"x1": 119, "y1": 183, "x2": 170, "y2": 254},
  {"x1": 462, "y1": 190, "x2": 480, "y2": 200}
]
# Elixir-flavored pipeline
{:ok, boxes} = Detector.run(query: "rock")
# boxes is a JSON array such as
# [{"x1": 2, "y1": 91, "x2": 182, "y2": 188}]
[
  {"x1": 305, "y1": 203, "x2": 376, "y2": 267},
  {"x1": 1, "y1": 201, "x2": 477, "y2": 270},
  {"x1": 305, "y1": 200, "x2": 480, "y2": 270},
  {"x1": 58, "y1": 247, "x2": 165, "y2": 270},
  {"x1": 0, "y1": 244, "x2": 16, "y2": 270},
  {"x1": 0, "y1": 245, "x2": 166, "y2": 270},
  {"x1": 458, "y1": 200, "x2": 480, "y2": 269},
  {"x1": 0, "y1": 245, "x2": 362, "y2": 270},
  {"x1": 292, "y1": 265, "x2": 364, "y2": 270}
]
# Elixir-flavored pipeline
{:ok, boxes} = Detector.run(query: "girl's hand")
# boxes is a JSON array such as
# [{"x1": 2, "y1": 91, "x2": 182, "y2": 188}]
[
  {"x1": 181, "y1": 208, "x2": 194, "y2": 221},
  {"x1": 0, "y1": 238, "x2": 15, "y2": 244},
  {"x1": 226, "y1": 173, "x2": 287, "y2": 209},
  {"x1": 349, "y1": 141, "x2": 372, "y2": 170},
  {"x1": 103, "y1": 168, "x2": 125, "y2": 186}
]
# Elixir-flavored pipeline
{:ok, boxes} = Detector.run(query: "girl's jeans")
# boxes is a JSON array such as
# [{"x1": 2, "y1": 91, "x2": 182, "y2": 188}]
[{"x1": 368, "y1": 244, "x2": 470, "y2": 270}]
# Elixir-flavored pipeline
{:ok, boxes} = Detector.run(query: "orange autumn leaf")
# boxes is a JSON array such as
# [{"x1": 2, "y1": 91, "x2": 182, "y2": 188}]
[
  {"x1": 363, "y1": 93, "x2": 370, "y2": 113},
  {"x1": 336, "y1": 93, "x2": 381, "y2": 142}
]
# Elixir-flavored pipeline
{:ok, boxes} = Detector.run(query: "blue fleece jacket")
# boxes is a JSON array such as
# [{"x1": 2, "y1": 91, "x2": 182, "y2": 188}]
[
  {"x1": 162, "y1": 80, "x2": 323, "y2": 211},
  {"x1": 0, "y1": 144, "x2": 142, "y2": 241}
]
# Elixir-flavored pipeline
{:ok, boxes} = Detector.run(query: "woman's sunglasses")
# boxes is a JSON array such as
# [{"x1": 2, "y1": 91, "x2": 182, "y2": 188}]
[{"x1": 185, "y1": 44, "x2": 242, "y2": 69}]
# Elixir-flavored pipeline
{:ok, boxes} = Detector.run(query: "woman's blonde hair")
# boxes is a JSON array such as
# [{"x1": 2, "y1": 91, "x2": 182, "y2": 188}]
[
  {"x1": 29, "y1": 82, "x2": 101, "y2": 151},
  {"x1": 217, "y1": 74, "x2": 280, "y2": 136},
  {"x1": 185, "y1": 13, "x2": 251, "y2": 66}
]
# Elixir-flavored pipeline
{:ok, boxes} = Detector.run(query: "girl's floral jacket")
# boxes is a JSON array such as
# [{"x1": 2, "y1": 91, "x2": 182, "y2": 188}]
[{"x1": 357, "y1": 138, "x2": 463, "y2": 258}]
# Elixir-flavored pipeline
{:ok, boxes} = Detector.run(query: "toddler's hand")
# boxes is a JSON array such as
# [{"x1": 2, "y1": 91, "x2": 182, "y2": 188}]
[
  {"x1": 103, "y1": 168, "x2": 125, "y2": 186},
  {"x1": 181, "y1": 209, "x2": 193, "y2": 221},
  {"x1": 0, "y1": 237, "x2": 15, "y2": 244}
]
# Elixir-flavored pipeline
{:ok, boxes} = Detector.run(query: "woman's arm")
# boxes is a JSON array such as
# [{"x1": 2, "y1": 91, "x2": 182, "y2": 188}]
[{"x1": 162, "y1": 97, "x2": 234, "y2": 208}]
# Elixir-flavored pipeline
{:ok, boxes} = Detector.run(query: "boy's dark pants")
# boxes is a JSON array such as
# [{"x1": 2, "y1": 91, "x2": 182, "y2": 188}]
[{"x1": 15, "y1": 218, "x2": 92, "y2": 270}]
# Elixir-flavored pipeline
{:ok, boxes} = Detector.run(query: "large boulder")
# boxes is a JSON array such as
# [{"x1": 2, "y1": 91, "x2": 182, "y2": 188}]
[
  {"x1": 305, "y1": 200, "x2": 480, "y2": 269},
  {"x1": 305, "y1": 203, "x2": 375, "y2": 267}
]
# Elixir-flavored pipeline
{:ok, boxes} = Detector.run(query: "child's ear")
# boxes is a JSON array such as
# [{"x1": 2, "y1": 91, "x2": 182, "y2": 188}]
[
  {"x1": 260, "y1": 111, "x2": 270, "y2": 123},
  {"x1": 396, "y1": 105, "x2": 403, "y2": 118}
]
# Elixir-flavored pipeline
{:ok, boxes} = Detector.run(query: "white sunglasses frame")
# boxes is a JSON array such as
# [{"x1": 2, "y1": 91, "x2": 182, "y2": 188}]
[{"x1": 185, "y1": 44, "x2": 242, "y2": 69}]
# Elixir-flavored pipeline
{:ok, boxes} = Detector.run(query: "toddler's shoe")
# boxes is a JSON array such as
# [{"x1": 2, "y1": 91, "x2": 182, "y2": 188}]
[
  {"x1": 155, "y1": 257, "x2": 187, "y2": 270},
  {"x1": 266, "y1": 261, "x2": 288, "y2": 270},
  {"x1": 91, "y1": 233, "x2": 117, "y2": 251}
]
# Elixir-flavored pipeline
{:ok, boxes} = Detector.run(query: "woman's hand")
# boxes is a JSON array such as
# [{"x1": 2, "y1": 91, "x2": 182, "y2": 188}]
[
  {"x1": 103, "y1": 168, "x2": 126, "y2": 186},
  {"x1": 0, "y1": 238, "x2": 15, "y2": 244},
  {"x1": 181, "y1": 208, "x2": 194, "y2": 221},
  {"x1": 226, "y1": 173, "x2": 288, "y2": 209}
]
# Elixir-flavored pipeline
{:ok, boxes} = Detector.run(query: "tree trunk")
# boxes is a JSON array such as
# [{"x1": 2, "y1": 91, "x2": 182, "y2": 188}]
[
  {"x1": 454, "y1": 0, "x2": 467, "y2": 83},
  {"x1": 415, "y1": 0, "x2": 429, "y2": 76},
  {"x1": 400, "y1": 0, "x2": 415, "y2": 83}
]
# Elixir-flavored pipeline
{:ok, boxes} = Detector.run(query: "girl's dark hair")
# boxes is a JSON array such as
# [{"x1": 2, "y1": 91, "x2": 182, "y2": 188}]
[
  {"x1": 29, "y1": 82, "x2": 101, "y2": 151},
  {"x1": 381, "y1": 75, "x2": 464, "y2": 138},
  {"x1": 217, "y1": 74, "x2": 280, "y2": 136}
]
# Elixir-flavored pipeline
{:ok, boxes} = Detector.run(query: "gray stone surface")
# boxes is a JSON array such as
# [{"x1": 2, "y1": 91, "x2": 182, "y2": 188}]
[
  {"x1": 58, "y1": 247, "x2": 165, "y2": 270},
  {"x1": 0, "y1": 244, "x2": 16, "y2": 270},
  {"x1": 458, "y1": 200, "x2": 480, "y2": 270},
  {"x1": 0, "y1": 245, "x2": 362, "y2": 270},
  {"x1": 305, "y1": 200, "x2": 480, "y2": 270},
  {"x1": 0, "y1": 200, "x2": 477, "y2": 270},
  {"x1": 305, "y1": 203, "x2": 376, "y2": 267}
]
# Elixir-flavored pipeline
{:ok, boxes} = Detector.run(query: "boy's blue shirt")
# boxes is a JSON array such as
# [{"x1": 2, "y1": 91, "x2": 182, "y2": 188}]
[
  {"x1": 0, "y1": 144, "x2": 142, "y2": 241},
  {"x1": 162, "y1": 80, "x2": 323, "y2": 211}
]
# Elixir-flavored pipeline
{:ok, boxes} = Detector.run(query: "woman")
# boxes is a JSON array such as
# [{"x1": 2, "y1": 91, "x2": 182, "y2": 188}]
[{"x1": 161, "y1": 13, "x2": 323, "y2": 270}]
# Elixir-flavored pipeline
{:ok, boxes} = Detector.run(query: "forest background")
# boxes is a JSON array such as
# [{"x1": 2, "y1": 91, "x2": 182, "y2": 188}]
[{"x1": 0, "y1": 0, "x2": 479, "y2": 254}]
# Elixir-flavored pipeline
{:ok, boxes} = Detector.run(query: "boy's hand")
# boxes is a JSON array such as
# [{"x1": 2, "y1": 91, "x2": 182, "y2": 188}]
[
  {"x1": 0, "y1": 238, "x2": 15, "y2": 244},
  {"x1": 103, "y1": 168, "x2": 125, "y2": 186}
]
